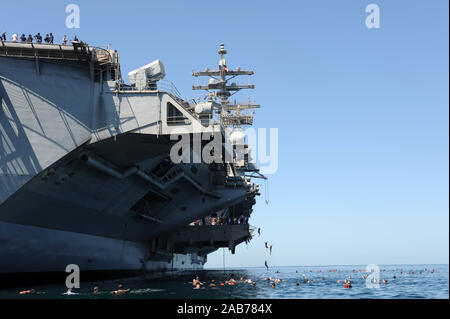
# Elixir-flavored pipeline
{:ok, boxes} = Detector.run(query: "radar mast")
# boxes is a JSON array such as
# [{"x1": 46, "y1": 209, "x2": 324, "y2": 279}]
[{"x1": 192, "y1": 44, "x2": 260, "y2": 129}]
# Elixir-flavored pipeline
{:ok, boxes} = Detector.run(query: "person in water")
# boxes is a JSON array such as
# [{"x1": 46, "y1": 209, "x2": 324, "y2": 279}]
[
  {"x1": 193, "y1": 276, "x2": 203, "y2": 286},
  {"x1": 209, "y1": 280, "x2": 216, "y2": 287},
  {"x1": 113, "y1": 284, "x2": 130, "y2": 295},
  {"x1": 19, "y1": 289, "x2": 36, "y2": 295},
  {"x1": 271, "y1": 282, "x2": 276, "y2": 288},
  {"x1": 63, "y1": 288, "x2": 79, "y2": 295},
  {"x1": 225, "y1": 275, "x2": 236, "y2": 285},
  {"x1": 344, "y1": 280, "x2": 352, "y2": 288},
  {"x1": 93, "y1": 286, "x2": 99, "y2": 294}
]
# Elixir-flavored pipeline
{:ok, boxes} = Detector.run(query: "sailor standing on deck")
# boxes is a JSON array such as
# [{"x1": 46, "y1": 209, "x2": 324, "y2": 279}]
[
  {"x1": 71, "y1": 35, "x2": 80, "y2": 51},
  {"x1": 34, "y1": 32, "x2": 42, "y2": 44}
]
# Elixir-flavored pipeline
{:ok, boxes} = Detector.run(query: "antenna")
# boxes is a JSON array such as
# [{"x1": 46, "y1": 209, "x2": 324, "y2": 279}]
[{"x1": 192, "y1": 44, "x2": 260, "y2": 129}]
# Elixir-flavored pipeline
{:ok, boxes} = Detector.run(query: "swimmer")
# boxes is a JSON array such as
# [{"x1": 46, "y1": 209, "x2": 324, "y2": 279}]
[
  {"x1": 382, "y1": 279, "x2": 388, "y2": 285},
  {"x1": 296, "y1": 282, "x2": 300, "y2": 286},
  {"x1": 263, "y1": 277, "x2": 268, "y2": 281},
  {"x1": 302, "y1": 274, "x2": 309, "y2": 284},
  {"x1": 271, "y1": 282, "x2": 276, "y2": 288},
  {"x1": 93, "y1": 286, "x2": 99, "y2": 294},
  {"x1": 113, "y1": 284, "x2": 130, "y2": 295},
  {"x1": 193, "y1": 276, "x2": 203, "y2": 286},
  {"x1": 19, "y1": 289, "x2": 36, "y2": 295},
  {"x1": 344, "y1": 280, "x2": 352, "y2": 289},
  {"x1": 252, "y1": 282, "x2": 256, "y2": 288},
  {"x1": 194, "y1": 283, "x2": 201, "y2": 289},
  {"x1": 63, "y1": 288, "x2": 79, "y2": 295},
  {"x1": 337, "y1": 280, "x2": 341, "y2": 284},
  {"x1": 209, "y1": 280, "x2": 216, "y2": 287}
]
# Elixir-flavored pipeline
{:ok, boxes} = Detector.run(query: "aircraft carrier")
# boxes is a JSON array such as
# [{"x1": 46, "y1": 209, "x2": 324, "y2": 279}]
[{"x1": 0, "y1": 40, "x2": 264, "y2": 283}]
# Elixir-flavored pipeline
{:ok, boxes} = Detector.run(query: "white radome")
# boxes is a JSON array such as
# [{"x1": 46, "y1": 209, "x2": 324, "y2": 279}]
[{"x1": 229, "y1": 129, "x2": 245, "y2": 145}]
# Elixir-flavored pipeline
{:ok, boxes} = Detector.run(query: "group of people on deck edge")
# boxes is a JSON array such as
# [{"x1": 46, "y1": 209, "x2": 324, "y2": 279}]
[{"x1": 1, "y1": 31, "x2": 86, "y2": 47}]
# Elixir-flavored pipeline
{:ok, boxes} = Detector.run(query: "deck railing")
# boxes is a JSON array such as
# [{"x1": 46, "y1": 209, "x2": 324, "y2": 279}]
[{"x1": 0, "y1": 40, "x2": 114, "y2": 64}]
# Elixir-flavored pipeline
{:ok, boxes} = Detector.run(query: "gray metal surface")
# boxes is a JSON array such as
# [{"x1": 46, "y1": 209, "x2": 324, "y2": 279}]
[{"x1": 0, "y1": 42, "x2": 260, "y2": 275}]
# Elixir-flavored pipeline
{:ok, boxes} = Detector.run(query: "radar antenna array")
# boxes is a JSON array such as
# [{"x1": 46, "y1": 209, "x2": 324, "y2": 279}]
[{"x1": 192, "y1": 44, "x2": 260, "y2": 128}]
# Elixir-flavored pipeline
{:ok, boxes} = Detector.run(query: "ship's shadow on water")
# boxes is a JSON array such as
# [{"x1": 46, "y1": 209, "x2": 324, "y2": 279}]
[{"x1": 0, "y1": 265, "x2": 448, "y2": 299}]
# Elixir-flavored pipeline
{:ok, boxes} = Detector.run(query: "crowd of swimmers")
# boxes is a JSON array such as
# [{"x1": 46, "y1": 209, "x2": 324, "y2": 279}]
[
  {"x1": 19, "y1": 283, "x2": 131, "y2": 296},
  {"x1": 1, "y1": 31, "x2": 86, "y2": 47},
  {"x1": 192, "y1": 275, "x2": 258, "y2": 289},
  {"x1": 190, "y1": 267, "x2": 436, "y2": 291},
  {"x1": 17, "y1": 267, "x2": 436, "y2": 296}
]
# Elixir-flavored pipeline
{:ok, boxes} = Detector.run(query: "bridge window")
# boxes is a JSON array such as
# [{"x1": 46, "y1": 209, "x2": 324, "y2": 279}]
[{"x1": 167, "y1": 102, "x2": 190, "y2": 125}]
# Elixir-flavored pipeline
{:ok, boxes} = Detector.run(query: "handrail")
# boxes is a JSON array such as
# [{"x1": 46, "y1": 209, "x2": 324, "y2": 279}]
[
  {"x1": 0, "y1": 40, "x2": 114, "y2": 64},
  {"x1": 115, "y1": 79, "x2": 186, "y2": 101},
  {"x1": 167, "y1": 115, "x2": 191, "y2": 125}
]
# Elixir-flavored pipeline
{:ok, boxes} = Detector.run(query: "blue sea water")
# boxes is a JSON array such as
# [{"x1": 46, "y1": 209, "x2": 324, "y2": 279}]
[{"x1": 1, "y1": 264, "x2": 448, "y2": 299}]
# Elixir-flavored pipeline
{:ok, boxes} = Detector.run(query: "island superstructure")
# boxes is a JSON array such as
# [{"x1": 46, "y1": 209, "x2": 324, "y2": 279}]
[{"x1": 0, "y1": 41, "x2": 264, "y2": 281}]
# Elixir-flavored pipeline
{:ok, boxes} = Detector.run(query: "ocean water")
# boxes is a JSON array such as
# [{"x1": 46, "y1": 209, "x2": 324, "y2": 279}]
[{"x1": 1, "y1": 264, "x2": 448, "y2": 299}]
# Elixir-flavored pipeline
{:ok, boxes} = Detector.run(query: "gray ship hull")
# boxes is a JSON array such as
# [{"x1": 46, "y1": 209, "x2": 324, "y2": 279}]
[{"x1": 0, "y1": 43, "x2": 259, "y2": 280}]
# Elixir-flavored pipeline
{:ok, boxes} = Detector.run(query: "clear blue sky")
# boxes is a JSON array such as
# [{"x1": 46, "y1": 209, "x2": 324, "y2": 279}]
[{"x1": 1, "y1": 0, "x2": 448, "y2": 267}]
